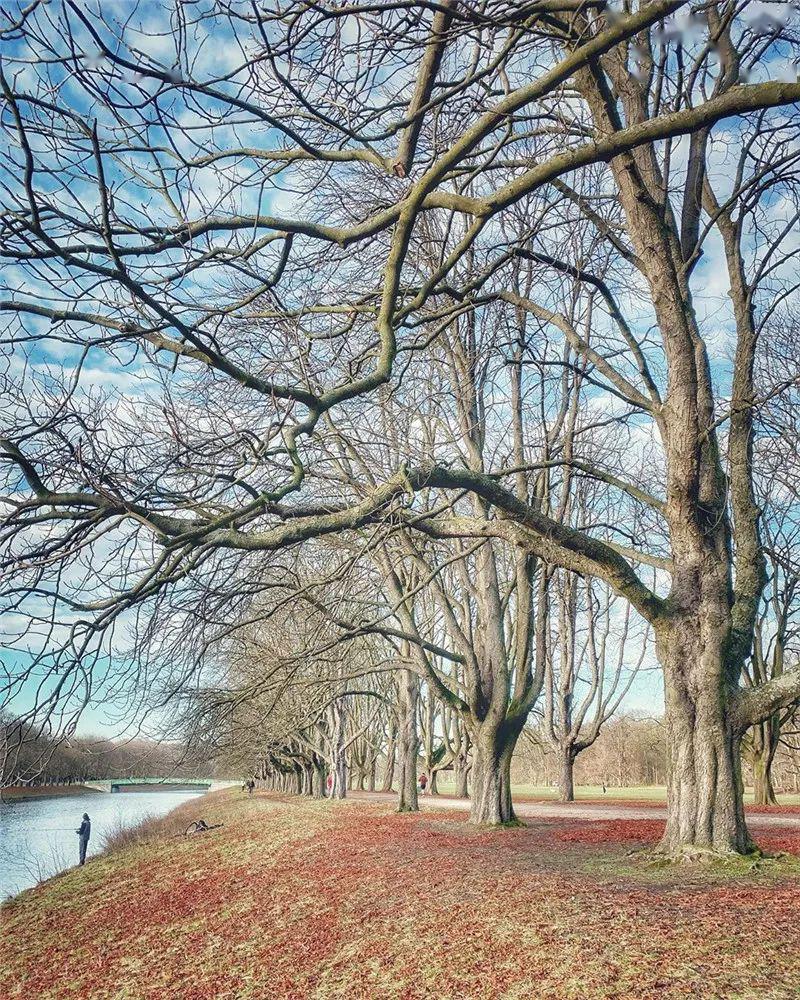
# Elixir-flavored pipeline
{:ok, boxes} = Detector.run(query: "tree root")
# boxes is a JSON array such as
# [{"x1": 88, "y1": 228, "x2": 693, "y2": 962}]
[
  {"x1": 469, "y1": 816, "x2": 527, "y2": 829},
  {"x1": 636, "y1": 843, "x2": 788, "y2": 873}
]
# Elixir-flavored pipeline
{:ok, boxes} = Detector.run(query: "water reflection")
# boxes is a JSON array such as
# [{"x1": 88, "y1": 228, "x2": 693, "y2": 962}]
[{"x1": 0, "y1": 789, "x2": 205, "y2": 900}]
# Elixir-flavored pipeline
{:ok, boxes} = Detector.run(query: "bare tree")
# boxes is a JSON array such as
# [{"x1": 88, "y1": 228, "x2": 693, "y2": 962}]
[
  {"x1": 741, "y1": 319, "x2": 800, "y2": 803},
  {"x1": 4, "y1": 2, "x2": 800, "y2": 855},
  {"x1": 544, "y1": 573, "x2": 647, "y2": 802}
]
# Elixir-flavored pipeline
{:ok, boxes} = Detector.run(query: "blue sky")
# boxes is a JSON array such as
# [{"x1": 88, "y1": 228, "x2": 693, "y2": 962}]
[{"x1": 2, "y1": 1, "x2": 798, "y2": 743}]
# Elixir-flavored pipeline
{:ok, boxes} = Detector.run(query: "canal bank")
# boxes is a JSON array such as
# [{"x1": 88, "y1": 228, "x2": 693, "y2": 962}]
[
  {"x1": 1, "y1": 784, "x2": 104, "y2": 803},
  {"x1": 0, "y1": 786, "x2": 208, "y2": 900}
]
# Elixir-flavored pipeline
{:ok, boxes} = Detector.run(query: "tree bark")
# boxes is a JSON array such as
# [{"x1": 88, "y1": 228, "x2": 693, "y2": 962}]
[
  {"x1": 469, "y1": 726, "x2": 519, "y2": 825},
  {"x1": 328, "y1": 698, "x2": 348, "y2": 800},
  {"x1": 396, "y1": 669, "x2": 419, "y2": 812},
  {"x1": 330, "y1": 754, "x2": 347, "y2": 799},
  {"x1": 752, "y1": 753, "x2": 777, "y2": 807},
  {"x1": 454, "y1": 756, "x2": 469, "y2": 798},
  {"x1": 658, "y1": 631, "x2": 753, "y2": 856},
  {"x1": 749, "y1": 721, "x2": 779, "y2": 806},
  {"x1": 312, "y1": 757, "x2": 327, "y2": 800},
  {"x1": 381, "y1": 725, "x2": 396, "y2": 792},
  {"x1": 559, "y1": 747, "x2": 575, "y2": 803}
]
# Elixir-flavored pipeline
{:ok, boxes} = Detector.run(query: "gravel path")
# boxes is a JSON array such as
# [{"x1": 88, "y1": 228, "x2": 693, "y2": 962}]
[{"x1": 351, "y1": 790, "x2": 800, "y2": 829}]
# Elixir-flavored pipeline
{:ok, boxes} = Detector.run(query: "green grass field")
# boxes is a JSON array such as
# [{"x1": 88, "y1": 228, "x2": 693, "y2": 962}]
[{"x1": 433, "y1": 780, "x2": 800, "y2": 806}]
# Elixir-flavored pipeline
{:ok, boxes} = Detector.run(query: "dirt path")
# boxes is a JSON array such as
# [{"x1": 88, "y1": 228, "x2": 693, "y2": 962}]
[{"x1": 351, "y1": 790, "x2": 800, "y2": 829}]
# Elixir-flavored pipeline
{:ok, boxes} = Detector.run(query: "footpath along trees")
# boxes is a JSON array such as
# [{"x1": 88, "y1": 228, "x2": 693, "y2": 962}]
[
  {"x1": 4, "y1": 3, "x2": 800, "y2": 853},
  {"x1": 185, "y1": 593, "x2": 397, "y2": 800}
]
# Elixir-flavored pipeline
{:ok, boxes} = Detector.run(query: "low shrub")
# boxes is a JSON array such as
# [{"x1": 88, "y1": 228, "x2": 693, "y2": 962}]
[{"x1": 101, "y1": 797, "x2": 217, "y2": 853}]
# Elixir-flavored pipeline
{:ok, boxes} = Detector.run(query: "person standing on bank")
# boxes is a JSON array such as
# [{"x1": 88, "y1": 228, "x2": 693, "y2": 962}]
[{"x1": 76, "y1": 813, "x2": 91, "y2": 866}]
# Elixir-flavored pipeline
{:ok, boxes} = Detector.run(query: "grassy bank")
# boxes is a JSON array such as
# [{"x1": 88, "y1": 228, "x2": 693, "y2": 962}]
[
  {"x1": 0, "y1": 784, "x2": 103, "y2": 802},
  {"x1": 2, "y1": 790, "x2": 800, "y2": 999}
]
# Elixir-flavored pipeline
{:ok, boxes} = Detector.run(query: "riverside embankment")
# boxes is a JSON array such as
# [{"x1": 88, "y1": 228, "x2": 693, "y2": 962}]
[
  {"x1": 2, "y1": 789, "x2": 800, "y2": 1000},
  {"x1": 0, "y1": 787, "x2": 207, "y2": 899}
]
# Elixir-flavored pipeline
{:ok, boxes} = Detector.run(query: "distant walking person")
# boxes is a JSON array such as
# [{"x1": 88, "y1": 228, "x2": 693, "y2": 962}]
[
  {"x1": 247, "y1": 779, "x2": 255, "y2": 796},
  {"x1": 75, "y1": 813, "x2": 91, "y2": 866},
  {"x1": 418, "y1": 774, "x2": 428, "y2": 794}
]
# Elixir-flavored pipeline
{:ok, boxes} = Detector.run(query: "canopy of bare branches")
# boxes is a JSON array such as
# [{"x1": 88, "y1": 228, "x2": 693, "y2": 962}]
[{"x1": 2, "y1": 0, "x2": 800, "y2": 850}]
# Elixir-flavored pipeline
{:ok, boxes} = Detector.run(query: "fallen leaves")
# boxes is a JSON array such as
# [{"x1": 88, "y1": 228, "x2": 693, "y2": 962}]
[{"x1": 2, "y1": 792, "x2": 799, "y2": 1000}]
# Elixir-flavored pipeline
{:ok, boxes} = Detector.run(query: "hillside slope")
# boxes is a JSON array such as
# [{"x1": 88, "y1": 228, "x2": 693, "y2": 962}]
[{"x1": 3, "y1": 791, "x2": 800, "y2": 1000}]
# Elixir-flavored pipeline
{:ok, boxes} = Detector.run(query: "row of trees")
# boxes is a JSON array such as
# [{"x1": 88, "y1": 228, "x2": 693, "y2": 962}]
[
  {"x1": 524, "y1": 712, "x2": 800, "y2": 793},
  {"x1": 2, "y1": 1, "x2": 800, "y2": 856},
  {"x1": 198, "y1": 552, "x2": 651, "y2": 810},
  {"x1": 197, "y1": 561, "x2": 799, "y2": 808},
  {"x1": 250, "y1": 710, "x2": 800, "y2": 797}
]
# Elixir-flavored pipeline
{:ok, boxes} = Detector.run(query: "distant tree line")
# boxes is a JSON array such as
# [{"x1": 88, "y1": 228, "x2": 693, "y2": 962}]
[
  {"x1": 0, "y1": 716, "x2": 216, "y2": 787},
  {"x1": 515, "y1": 714, "x2": 800, "y2": 795}
]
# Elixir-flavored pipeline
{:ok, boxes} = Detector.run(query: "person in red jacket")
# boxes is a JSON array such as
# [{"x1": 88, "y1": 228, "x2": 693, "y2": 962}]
[{"x1": 418, "y1": 773, "x2": 428, "y2": 793}]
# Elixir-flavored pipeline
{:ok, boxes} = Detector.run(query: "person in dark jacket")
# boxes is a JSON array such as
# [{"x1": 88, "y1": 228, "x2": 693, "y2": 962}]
[{"x1": 76, "y1": 813, "x2": 91, "y2": 865}]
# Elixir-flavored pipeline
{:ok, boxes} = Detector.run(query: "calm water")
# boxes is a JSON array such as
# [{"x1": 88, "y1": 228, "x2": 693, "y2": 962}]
[{"x1": 0, "y1": 789, "x2": 205, "y2": 900}]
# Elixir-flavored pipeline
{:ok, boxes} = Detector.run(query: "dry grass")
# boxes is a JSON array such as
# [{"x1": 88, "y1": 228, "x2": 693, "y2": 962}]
[
  {"x1": 2, "y1": 790, "x2": 800, "y2": 1000},
  {"x1": 100, "y1": 796, "x2": 219, "y2": 853}
]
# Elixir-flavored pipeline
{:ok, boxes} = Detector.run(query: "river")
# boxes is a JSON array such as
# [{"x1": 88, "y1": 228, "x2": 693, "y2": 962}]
[{"x1": 0, "y1": 789, "x2": 206, "y2": 901}]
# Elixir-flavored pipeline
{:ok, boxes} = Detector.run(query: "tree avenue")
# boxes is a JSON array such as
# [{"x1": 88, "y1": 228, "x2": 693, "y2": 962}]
[{"x1": 2, "y1": 1, "x2": 800, "y2": 857}]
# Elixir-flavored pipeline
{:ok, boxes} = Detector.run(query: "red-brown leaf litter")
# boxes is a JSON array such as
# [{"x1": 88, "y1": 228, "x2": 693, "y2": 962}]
[{"x1": 2, "y1": 791, "x2": 799, "y2": 999}]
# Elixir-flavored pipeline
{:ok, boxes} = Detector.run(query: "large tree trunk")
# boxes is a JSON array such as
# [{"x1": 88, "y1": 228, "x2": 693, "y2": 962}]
[
  {"x1": 469, "y1": 724, "x2": 519, "y2": 825},
  {"x1": 559, "y1": 747, "x2": 575, "y2": 803},
  {"x1": 659, "y1": 632, "x2": 753, "y2": 856},
  {"x1": 396, "y1": 669, "x2": 419, "y2": 812}
]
